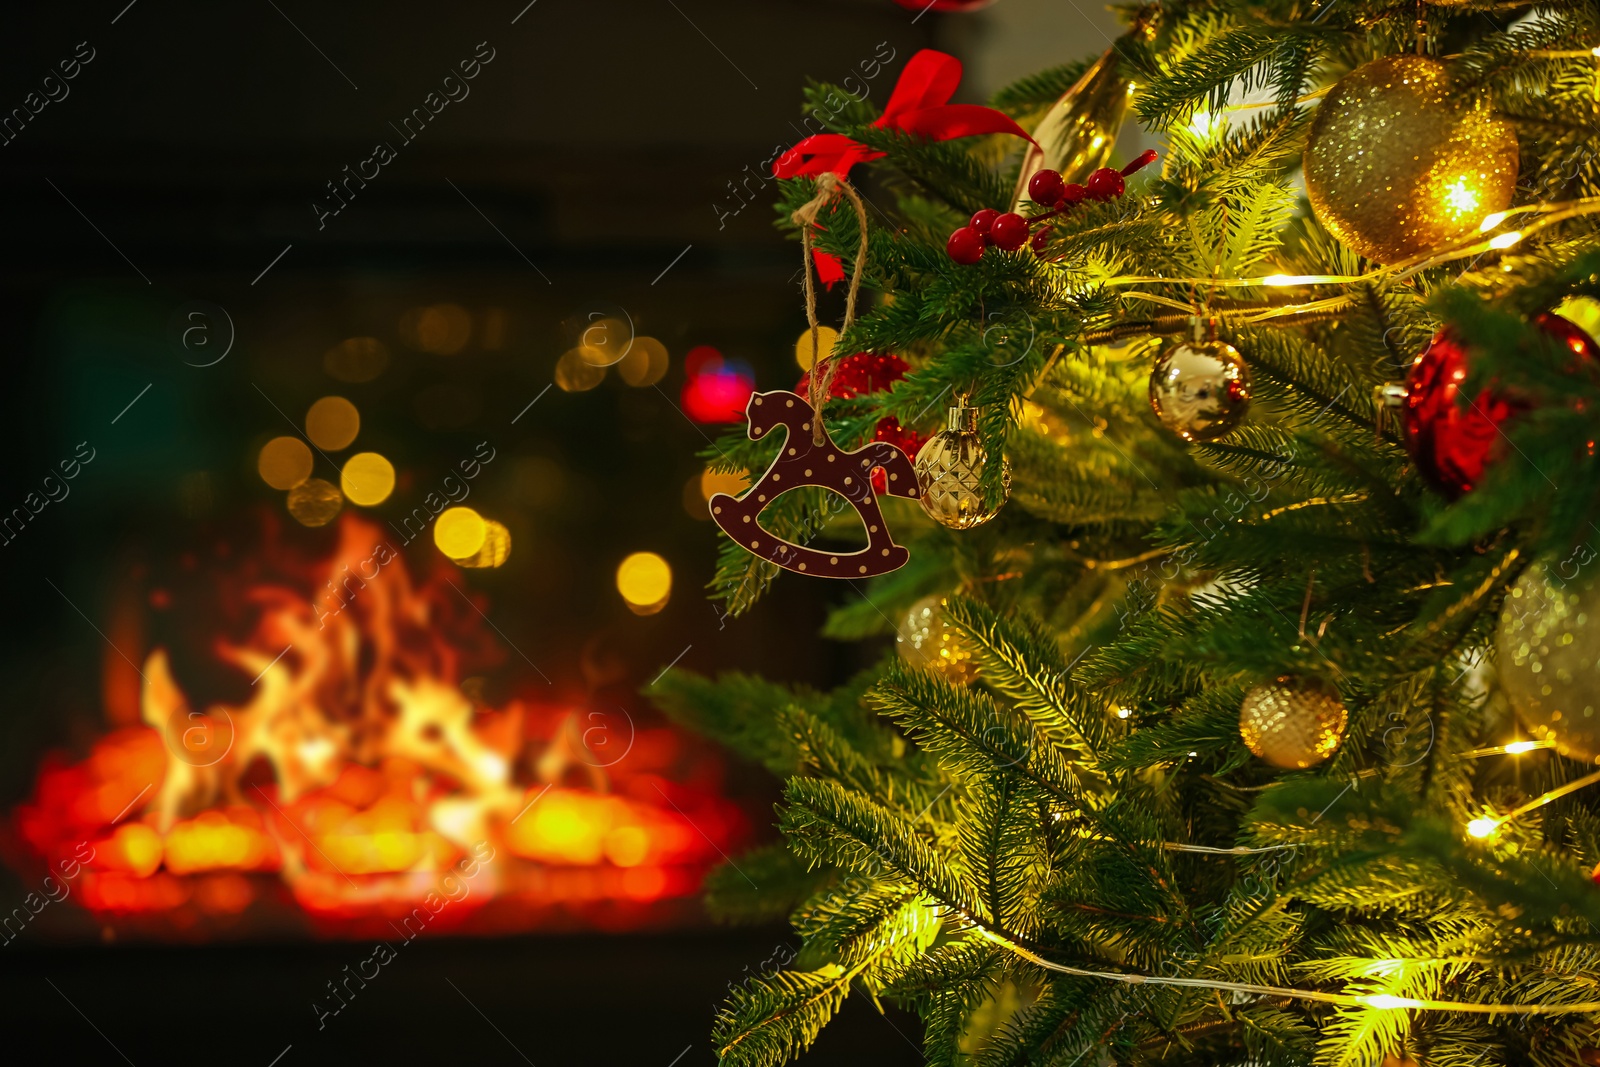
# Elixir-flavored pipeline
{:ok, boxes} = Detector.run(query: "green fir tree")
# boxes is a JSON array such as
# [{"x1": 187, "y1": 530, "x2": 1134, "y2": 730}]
[{"x1": 654, "y1": 2, "x2": 1600, "y2": 1064}]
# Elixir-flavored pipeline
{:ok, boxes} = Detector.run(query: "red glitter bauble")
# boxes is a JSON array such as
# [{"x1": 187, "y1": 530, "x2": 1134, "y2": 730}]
[
  {"x1": 1404, "y1": 313, "x2": 1599, "y2": 496},
  {"x1": 796, "y1": 354, "x2": 927, "y2": 493},
  {"x1": 798, "y1": 352, "x2": 910, "y2": 401}
]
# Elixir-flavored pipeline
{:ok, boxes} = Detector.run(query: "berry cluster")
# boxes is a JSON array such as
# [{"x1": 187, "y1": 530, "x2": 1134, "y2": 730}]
[{"x1": 945, "y1": 149, "x2": 1158, "y2": 265}]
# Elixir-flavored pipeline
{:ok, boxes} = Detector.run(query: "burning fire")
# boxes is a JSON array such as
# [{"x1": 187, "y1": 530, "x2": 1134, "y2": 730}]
[{"x1": 10, "y1": 516, "x2": 743, "y2": 939}]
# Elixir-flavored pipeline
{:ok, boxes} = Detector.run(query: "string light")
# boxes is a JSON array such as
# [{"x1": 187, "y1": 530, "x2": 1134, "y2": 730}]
[
  {"x1": 977, "y1": 928, "x2": 1600, "y2": 1014},
  {"x1": 1160, "y1": 842, "x2": 1297, "y2": 854},
  {"x1": 1102, "y1": 195, "x2": 1600, "y2": 299},
  {"x1": 1465, "y1": 766, "x2": 1600, "y2": 839},
  {"x1": 1459, "y1": 739, "x2": 1555, "y2": 759}
]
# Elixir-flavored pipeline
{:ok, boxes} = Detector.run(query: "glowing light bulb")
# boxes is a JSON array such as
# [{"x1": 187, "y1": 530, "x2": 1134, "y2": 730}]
[
  {"x1": 1503, "y1": 740, "x2": 1539, "y2": 755},
  {"x1": 1467, "y1": 817, "x2": 1497, "y2": 839},
  {"x1": 1364, "y1": 995, "x2": 1422, "y2": 1010},
  {"x1": 1115, "y1": 706, "x2": 1131, "y2": 719},
  {"x1": 1489, "y1": 231, "x2": 1523, "y2": 250},
  {"x1": 1262, "y1": 274, "x2": 1319, "y2": 286},
  {"x1": 1477, "y1": 211, "x2": 1508, "y2": 233},
  {"x1": 1188, "y1": 110, "x2": 1220, "y2": 138}
]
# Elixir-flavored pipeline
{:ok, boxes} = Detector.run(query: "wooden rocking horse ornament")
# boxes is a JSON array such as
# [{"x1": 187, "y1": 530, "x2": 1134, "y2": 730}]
[{"x1": 710, "y1": 390, "x2": 919, "y2": 578}]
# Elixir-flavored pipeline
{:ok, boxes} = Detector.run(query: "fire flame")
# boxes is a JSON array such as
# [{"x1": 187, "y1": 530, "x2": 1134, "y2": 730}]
[{"x1": 10, "y1": 516, "x2": 742, "y2": 938}]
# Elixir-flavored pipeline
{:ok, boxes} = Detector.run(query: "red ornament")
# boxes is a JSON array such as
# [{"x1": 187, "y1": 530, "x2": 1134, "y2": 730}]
[
  {"x1": 1085, "y1": 167, "x2": 1125, "y2": 201},
  {"x1": 710, "y1": 391, "x2": 919, "y2": 578},
  {"x1": 990, "y1": 213, "x2": 1029, "y2": 251},
  {"x1": 947, "y1": 226, "x2": 985, "y2": 264},
  {"x1": 1027, "y1": 169, "x2": 1065, "y2": 206},
  {"x1": 1059, "y1": 183, "x2": 1088, "y2": 207},
  {"x1": 796, "y1": 354, "x2": 928, "y2": 494},
  {"x1": 969, "y1": 208, "x2": 1000, "y2": 238},
  {"x1": 1030, "y1": 226, "x2": 1052, "y2": 253},
  {"x1": 1403, "y1": 313, "x2": 1599, "y2": 495}
]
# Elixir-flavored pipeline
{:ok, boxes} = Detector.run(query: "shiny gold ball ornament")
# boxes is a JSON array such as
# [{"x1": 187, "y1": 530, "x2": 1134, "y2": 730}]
[
  {"x1": 1149, "y1": 339, "x2": 1252, "y2": 442},
  {"x1": 896, "y1": 595, "x2": 978, "y2": 684},
  {"x1": 1239, "y1": 677, "x2": 1349, "y2": 769},
  {"x1": 913, "y1": 400, "x2": 1010, "y2": 529},
  {"x1": 1303, "y1": 55, "x2": 1518, "y2": 265},
  {"x1": 1496, "y1": 561, "x2": 1600, "y2": 764}
]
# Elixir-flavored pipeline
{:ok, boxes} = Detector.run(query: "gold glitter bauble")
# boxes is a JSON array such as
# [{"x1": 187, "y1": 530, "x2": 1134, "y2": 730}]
[
  {"x1": 1303, "y1": 55, "x2": 1518, "y2": 264},
  {"x1": 1148, "y1": 339, "x2": 1252, "y2": 442},
  {"x1": 1009, "y1": 44, "x2": 1133, "y2": 211},
  {"x1": 1239, "y1": 677, "x2": 1348, "y2": 770},
  {"x1": 913, "y1": 402, "x2": 1010, "y2": 530},
  {"x1": 896, "y1": 595, "x2": 978, "y2": 684},
  {"x1": 1496, "y1": 561, "x2": 1600, "y2": 764},
  {"x1": 286, "y1": 477, "x2": 342, "y2": 528}
]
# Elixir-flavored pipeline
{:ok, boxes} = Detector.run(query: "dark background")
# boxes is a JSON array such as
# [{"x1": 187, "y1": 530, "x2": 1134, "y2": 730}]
[{"x1": 0, "y1": 1, "x2": 1113, "y2": 1062}]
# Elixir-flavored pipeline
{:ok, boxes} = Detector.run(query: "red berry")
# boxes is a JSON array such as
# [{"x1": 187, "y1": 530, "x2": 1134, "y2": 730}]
[
  {"x1": 990, "y1": 212, "x2": 1029, "y2": 251},
  {"x1": 1057, "y1": 183, "x2": 1087, "y2": 207},
  {"x1": 1030, "y1": 225, "x2": 1051, "y2": 253},
  {"x1": 1086, "y1": 168, "x2": 1125, "y2": 201},
  {"x1": 1027, "y1": 169, "x2": 1064, "y2": 206},
  {"x1": 946, "y1": 226, "x2": 985, "y2": 264},
  {"x1": 969, "y1": 208, "x2": 1000, "y2": 236}
]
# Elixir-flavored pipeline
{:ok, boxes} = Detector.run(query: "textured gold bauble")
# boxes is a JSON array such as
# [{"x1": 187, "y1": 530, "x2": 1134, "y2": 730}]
[
  {"x1": 1009, "y1": 44, "x2": 1133, "y2": 211},
  {"x1": 1496, "y1": 561, "x2": 1600, "y2": 764},
  {"x1": 896, "y1": 594, "x2": 978, "y2": 684},
  {"x1": 914, "y1": 402, "x2": 1010, "y2": 530},
  {"x1": 1239, "y1": 677, "x2": 1348, "y2": 769},
  {"x1": 1149, "y1": 339, "x2": 1252, "y2": 442},
  {"x1": 1303, "y1": 55, "x2": 1518, "y2": 265}
]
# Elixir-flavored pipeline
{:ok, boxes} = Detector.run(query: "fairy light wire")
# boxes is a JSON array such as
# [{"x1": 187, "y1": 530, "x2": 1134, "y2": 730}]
[
  {"x1": 1098, "y1": 195, "x2": 1600, "y2": 303},
  {"x1": 1473, "y1": 765, "x2": 1600, "y2": 836},
  {"x1": 975, "y1": 928, "x2": 1600, "y2": 1015}
]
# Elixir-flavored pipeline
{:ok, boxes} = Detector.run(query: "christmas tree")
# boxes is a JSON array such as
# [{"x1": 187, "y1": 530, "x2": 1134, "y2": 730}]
[{"x1": 654, "y1": 3, "x2": 1600, "y2": 1064}]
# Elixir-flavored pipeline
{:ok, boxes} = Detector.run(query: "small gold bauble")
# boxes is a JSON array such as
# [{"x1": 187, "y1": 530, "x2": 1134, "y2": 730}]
[
  {"x1": 896, "y1": 594, "x2": 978, "y2": 684},
  {"x1": 1304, "y1": 55, "x2": 1518, "y2": 265},
  {"x1": 914, "y1": 402, "x2": 1010, "y2": 530},
  {"x1": 1239, "y1": 677, "x2": 1348, "y2": 770},
  {"x1": 1496, "y1": 561, "x2": 1600, "y2": 764},
  {"x1": 1149, "y1": 339, "x2": 1252, "y2": 442}
]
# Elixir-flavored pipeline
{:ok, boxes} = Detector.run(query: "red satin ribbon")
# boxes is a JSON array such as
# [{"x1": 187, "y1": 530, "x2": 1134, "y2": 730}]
[{"x1": 773, "y1": 50, "x2": 1036, "y2": 180}]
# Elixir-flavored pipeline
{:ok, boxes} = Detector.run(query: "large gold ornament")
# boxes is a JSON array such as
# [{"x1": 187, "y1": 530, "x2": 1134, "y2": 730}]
[
  {"x1": 1009, "y1": 43, "x2": 1134, "y2": 211},
  {"x1": 896, "y1": 595, "x2": 978, "y2": 684},
  {"x1": 1303, "y1": 55, "x2": 1519, "y2": 264},
  {"x1": 1496, "y1": 561, "x2": 1600, "y2": 764},
  {"x1": 1239, "y1": 677, "x2": 1349, "y2": 769},
  {"x1": 914, "y1": 400, "x2": 1010, "y2": 530},
  {"x1": 1148, "y1": 338, "x2": 1252, "y2": 442}
]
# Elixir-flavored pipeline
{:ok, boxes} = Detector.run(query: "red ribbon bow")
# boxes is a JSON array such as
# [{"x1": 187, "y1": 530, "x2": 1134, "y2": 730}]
[
  {"x1": 772, "y1": 49, "x2": 1036, "y2": 180},
  {"x1": 776, "y1": 50, "x2": 1035, "y2": 287}
]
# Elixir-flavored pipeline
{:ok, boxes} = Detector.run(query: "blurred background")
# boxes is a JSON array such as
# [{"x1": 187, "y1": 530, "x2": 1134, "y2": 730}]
[{"x1": 0, "y1": 1, "x2": 1117, "y2": 1063}]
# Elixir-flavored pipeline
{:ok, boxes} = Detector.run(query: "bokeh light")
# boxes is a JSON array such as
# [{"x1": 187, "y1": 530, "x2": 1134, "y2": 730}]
[
  {"x1": 287, "y1": 478, "x2": 342, "y2": 527},
  {"x1": 400, "y1": 303, "x2": 473, "y2": 355},
  {"x1": 323, "y1": 337, "x2": 390, "y2": 383},
  {"x1": 794, "y1": 325, "x2": 838, "y2": 371},
  {"x1": 455, "y1": 519, "x2": 512, "y2": 568},
  {"x1": 435, "y1": 506, "x2": 488, "y2": 559},
  {"x1": 306, "y1": 396, "x2": 360, "y2": 451},
  {"x1": 258, "y1": 436, "x2": 313, "y2": 490},
  {"x1": 577, "y1": 317, "x2": 632, "y2": 367},
  {"x1": 683, "y1": 468, "x2": 749, "y2": 520},
  {"x1": 617, "y1": 552, "x2": 672, "y2": 615},
  {"x1": 618, "y1": 336, "x2": 669, "y2": 387},
  {"x1": 555, "y1": 348, "x2": 606, "y2": 392},
  {"x1": 680, "y1": 346, "x2": 754, "y2": 423},
  {"x1": 340, "y1": 452, "x2": 396, "y2": 506}
]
